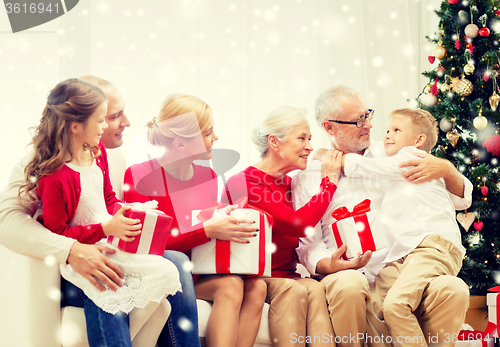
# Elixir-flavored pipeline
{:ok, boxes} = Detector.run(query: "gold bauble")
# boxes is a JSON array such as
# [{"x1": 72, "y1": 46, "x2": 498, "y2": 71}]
[
  {"x1": 454, "y1": 78, "x2": 473, "y2": 96},
  {"x1": 446, "y1": 131, "x2": 460, "y2": 147},
  {"x1": 434, "y1": 45, "x2": 447, "y2": 60},
  {"x1": 424, "y1": 84, "x2": 431, "y2": 94},
  {"x1": 473, "y1": 115, "x2": 488, "y2": 130},
  {"x1": 489, "y1": 92, "x2": 500, "y2": 111},
  {"x1": 440, "y1": 83, "x2": 450, "y2": 93},
  {"x1": 464, "y1": 63, "x2": 475, "y2": 75}
]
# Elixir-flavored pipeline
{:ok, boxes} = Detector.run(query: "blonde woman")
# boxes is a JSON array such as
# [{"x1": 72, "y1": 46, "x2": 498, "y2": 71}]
[{"x1": 124, "y1": 93, "x2": 266, "y2": 347}]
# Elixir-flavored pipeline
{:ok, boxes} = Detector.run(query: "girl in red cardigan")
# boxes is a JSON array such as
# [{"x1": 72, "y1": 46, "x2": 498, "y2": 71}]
[
  {"x1": 124, "y1": 93, "x2": 263, "y2": 347},
  {"x1": 19, "y1": 78, "x2": 181, "y2": 347}
]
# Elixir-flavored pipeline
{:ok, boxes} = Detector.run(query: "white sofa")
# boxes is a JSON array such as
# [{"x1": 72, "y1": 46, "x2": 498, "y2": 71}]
[{"x1": 0, "y1": 245, "x2": 273, "y2": 347}]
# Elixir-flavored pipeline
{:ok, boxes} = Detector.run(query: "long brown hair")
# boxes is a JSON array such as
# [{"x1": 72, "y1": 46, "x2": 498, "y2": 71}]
[{"x1": 19, "y1": 78, "x2": 108, "y2": 201}]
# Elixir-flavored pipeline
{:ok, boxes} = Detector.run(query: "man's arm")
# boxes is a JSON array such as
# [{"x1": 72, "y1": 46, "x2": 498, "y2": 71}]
[
  {"x1": 0, "y1": 158, "x2": 123, "y2": 291},
  {"x1": 399, "y1": 151, "x2": 468, "y2": 198}
]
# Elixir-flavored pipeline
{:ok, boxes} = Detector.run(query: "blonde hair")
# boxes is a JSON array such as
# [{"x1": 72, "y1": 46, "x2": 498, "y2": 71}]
[
  {"x1": 389, "y1": 108, "x2": 438, "y2": 152},
  {"x1": 147, "y1": 93, "x2": 212, "y2": 147},
  {"x1": 252, "y1": 106, "x2": 308, "y2": 157}
]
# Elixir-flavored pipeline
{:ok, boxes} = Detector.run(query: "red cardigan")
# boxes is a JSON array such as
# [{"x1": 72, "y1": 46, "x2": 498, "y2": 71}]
[
  {"x1": 222, "y1": 166, "x2": 336, "y2": 278},
  {"x1": 123, "y1": 159, "x2": 217, "y2": 256},
  {"x1": 37, "y1": 142, "x2": 121, "y2": 244}
]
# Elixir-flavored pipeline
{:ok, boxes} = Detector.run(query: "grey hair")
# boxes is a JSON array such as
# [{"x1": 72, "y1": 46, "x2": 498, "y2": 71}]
[
  {"x1": 251, "y1": 106, "x2": 308, "y2": 157},
  {"x1": 314, "y1": 85, "x2": 364, "y2": 127}
]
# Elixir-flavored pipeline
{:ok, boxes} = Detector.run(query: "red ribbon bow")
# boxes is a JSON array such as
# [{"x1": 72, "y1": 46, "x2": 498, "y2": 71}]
[{"x1": 332, "y1": 199, "x2": 371, "y2": 221}]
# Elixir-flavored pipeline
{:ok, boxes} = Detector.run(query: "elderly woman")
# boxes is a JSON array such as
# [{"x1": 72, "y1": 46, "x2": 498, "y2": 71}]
[
  {"x1": 123, "y1": 93, "x2": 266, "y2": 347},
  {"x1": 222, "y1": 106, "x2": 342, "y2": 347}
]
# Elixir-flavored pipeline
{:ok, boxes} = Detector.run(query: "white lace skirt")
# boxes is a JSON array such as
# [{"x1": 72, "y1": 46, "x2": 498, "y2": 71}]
[{"x1": 60, "y1": 241, "x2": 182, "y2": 314}]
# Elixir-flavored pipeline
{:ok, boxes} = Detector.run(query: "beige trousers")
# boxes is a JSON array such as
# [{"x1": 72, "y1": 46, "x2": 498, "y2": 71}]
[
  {"x1": 321, "y1": 269, "x2": 371, "y2": 347},
  {"x1": 366, "y1": 234, "x2": 469, "y2": 347},
  {"x1": 264, "y1": 277, "x2": 335, "y2": 347}
]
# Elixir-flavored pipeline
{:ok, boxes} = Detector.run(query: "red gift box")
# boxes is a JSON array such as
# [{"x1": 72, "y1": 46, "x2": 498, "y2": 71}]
[
  {"x1": 191, "y1": 197, "x2": 273, "y2": 276},
  {"x1": 329, "y1": 199, "x2": 388, "y2": 259},
  {"x1": 107, "y1": 201, "x2": 172, "y2": 256}
]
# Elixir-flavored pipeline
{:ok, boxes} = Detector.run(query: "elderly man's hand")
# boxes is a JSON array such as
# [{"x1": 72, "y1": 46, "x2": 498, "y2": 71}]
[
  {"x1": 398, "y1": 151, "x2": 452, "y2": 183},
  {"x1": 67, "y1": 242, "x2": 124, "y2": 292}
]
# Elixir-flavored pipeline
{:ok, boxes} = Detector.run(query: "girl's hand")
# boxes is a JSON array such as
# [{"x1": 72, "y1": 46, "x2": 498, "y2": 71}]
[
  {"x1": 321, "y1": 149, "x2": 343, "y2": 185},
  {"x1": 203, "y1": 205, "x2": 259, "y2": 244},
  {"x1": 102, "y1": 204, "x2": 142, "y2": 242}
]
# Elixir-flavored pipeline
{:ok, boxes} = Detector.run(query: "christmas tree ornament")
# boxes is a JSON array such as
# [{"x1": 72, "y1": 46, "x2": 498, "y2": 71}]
[
  {"x1": 446, "y1": 130, "x2": 460, "y2": 147},
  {"x1": 464, "y1": 63, "x2": 475, "y2": 75},
  {"x1": 434, "y1": 43, "x2": 447, "y2": 60},
  {"x1": 455, "y1": 40, "x2": 461, "y2": 49},
  {"x1": 457, "y1": 211, "x2": 475, "y2": 231},
  {"x1": 430, "y1": 77, "x2": 439, "y2": 96},
  {"x1": 481, "y1": 186, "x2": 489, "y2": 196},
  {"x1": 428, "y1": 56, "x2": 436, "y2": 64},
  {"x1": 439, "y1": 118, "x2": 453, "y2": 132},
  {"x1": 440, "y1": 83, "x2": 450, "y2": 93},
  {"x1": 496, "y1": 9, "x2": 500, "y2": 18},
  {"x1": 483, "y1": 134, "x2": 500, "y2": 156},
  {"x1": 465, "y1": 24, "x2": 479, "y2": 38},
  {"x1": 479, "y1": 27, "x2": 490, "y2": 36},
  {"x1": 474, "y1": 221, "x2": 483, "y2": 232},
  {"x1": 489, "y1": 91, "x2": 500, "y2": 111},
  {"x1": 478, "y1": 14, "x2": 489, "y2": 36},
  {"x1": 424, "y1": 84, "x2": 431, "y2": 94},
  {"x1": 453, "y1": 77, "x2": 473, "y2": 96},
  {"x1": 473, "y1": 115, "x2": 488, "y2": 129},
  {"x1": 484, "y1": 71, "x2": 490, "y2": 81},
  {"x1": 448, "y1": 0, "x2": 458, "y2": 3},
  {"x1": 420, "y1": 93, "x2": 438, "y2": 107}
]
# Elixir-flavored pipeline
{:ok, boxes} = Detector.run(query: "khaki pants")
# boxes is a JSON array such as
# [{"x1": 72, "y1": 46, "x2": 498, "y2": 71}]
[
  {"x1": 321, "y1": 269, "x2": 371, "y2": 347},
  {"x1": 367, "y1": 234, "x2": 469, "y2": 347},
  {"x1": 264, "y1": 277, "x2": 335, "y2": 347}
]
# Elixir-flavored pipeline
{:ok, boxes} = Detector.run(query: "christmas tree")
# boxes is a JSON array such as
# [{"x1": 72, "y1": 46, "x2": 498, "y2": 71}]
[{"x1": 418, "y1": 0, "x2": 500, "y2": 294}]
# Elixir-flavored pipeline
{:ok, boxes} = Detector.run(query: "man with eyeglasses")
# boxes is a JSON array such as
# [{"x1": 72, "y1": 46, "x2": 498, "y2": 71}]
[{"x1": 292, "y1": 85, "x2": 471, "y2": 347}]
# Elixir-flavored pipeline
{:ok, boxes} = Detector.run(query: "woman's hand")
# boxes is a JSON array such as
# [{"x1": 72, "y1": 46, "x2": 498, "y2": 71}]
[
  {"x1": 102, "y1": 204, "x2": 143, "y2": 242},
  {"x1": 321, "y1": 149, "x2": 343, "y2": 185},
  {"x1": 203, "y1": 205, "x2": 259, "y2": 244}
]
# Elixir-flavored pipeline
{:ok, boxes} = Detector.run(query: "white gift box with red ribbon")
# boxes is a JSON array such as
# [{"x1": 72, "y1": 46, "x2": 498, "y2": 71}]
[
  {"x1": 107, "y1": 200, "x2": 172, "y2": 256},
  {"x1": 190, "y1": 198, "x2": 273, "y2": 276},
  {"x1": 487, "y1": 287, "x2": 499, "y2": 337},
  {"x1": 328, "y1": 199, "x2": 388, "y2": 259}
]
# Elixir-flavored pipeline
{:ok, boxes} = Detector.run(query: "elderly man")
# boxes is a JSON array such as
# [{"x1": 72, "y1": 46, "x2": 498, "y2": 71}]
[
  {"x1": 0, "y1": 76, "x2": 200, "y2": 347},
  {"x1": 293, "y1": 85, "x2": 471, "y2": 347}
]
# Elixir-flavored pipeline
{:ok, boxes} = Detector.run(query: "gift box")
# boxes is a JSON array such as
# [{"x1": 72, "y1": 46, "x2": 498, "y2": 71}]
[
  {"x1": 328, "y1": 199, "x2": 388, "y2": 259},
  {"x1": 107, "y1": 201, "x2": 173, "y2": 256},
  {"x1": 487, "y1": 287, "x2": 500, "y2": 337},
  {"x1": 190, "y1": 197, "x2": 273, "y2": 276}
]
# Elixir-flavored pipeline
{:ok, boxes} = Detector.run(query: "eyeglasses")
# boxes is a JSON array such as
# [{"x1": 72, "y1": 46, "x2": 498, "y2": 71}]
[{"x1": 328, "y1": 109, "x2": 374, "y2": 128}]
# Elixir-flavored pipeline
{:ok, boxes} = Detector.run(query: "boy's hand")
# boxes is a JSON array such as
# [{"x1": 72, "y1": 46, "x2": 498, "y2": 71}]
[{"x1": 102, "y1": 204, "x2": 142, "y2": 242}]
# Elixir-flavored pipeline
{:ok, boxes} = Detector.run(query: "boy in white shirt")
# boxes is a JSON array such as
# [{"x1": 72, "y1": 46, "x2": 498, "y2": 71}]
[{"x1": 339, "y1": 108, "x2": 467, "y2": 346}]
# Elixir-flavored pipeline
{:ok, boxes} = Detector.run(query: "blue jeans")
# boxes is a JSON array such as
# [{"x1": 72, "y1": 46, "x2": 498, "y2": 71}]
[
  {"x1": 61, "y1": 278, "x2": 132, "y2": 347},
  {"x1": 61, "y1": 250, "x2": 200, "y2": 347},
  {"x1": 159, "y1": 250, "x2": 201, "y2": 347}
]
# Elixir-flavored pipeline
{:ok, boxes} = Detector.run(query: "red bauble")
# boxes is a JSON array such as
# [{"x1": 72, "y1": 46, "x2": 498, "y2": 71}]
[
  {"x1": 495, "y1": 9, "x2": 500, "y2": 17},
  {"x1": 474, "y1": 221, "x2": 483, "y2": 232},
  {"x1": 479, "y1": 27, "x2": 490, "y2": 37},
  {"x1": 455, "y1": 40, "x2": 461, "y2": 49},
  {"x1": 448, "y1": 0, "x2": 459, "y2": 3},
  {"x1": 428, "y1": 56, "x2": 436, "y2": 64},
  {"x1": 481, "y1": 186, "x2": 489, "y2": 196},
  {"x1": 484, "y1": 71, "x2": 490, "y2": 81},
  {"x1": 483, "y1": 135, "x2": 500, "y2": 156}
]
